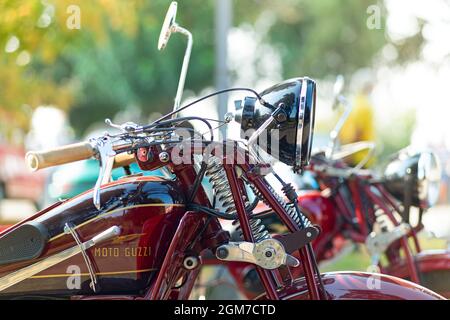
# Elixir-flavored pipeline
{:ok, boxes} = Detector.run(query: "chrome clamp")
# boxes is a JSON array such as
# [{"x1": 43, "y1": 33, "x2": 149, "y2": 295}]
[{"x1": 64, "y1": 223, "x2": 99, "y2": 293}]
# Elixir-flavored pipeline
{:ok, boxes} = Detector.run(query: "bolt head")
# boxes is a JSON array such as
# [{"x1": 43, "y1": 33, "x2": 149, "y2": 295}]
[
  {"x1": 159, "y1": 152, "x2": 170, "y2": 162},
  {"x1": 183, "y1": 256, "x2": 199, "y2": 270},
  {"x1": 216, "y1": 247, "x2": 229, "y2": 259},
  {"x1": 276, "y1": 112, "x2": 287, "y2": 122}
]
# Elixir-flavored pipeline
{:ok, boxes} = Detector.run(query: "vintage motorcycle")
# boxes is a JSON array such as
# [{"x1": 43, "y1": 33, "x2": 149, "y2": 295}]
[
  {"x1": 0, "y1": 2, "x2": 444, "y2": 300},
  {"x1": 300, "y1": 147, "x2": 450, "y2": 298},
  {"x1": 296, "y1": 78, "x2": 450, "y2": 297}
]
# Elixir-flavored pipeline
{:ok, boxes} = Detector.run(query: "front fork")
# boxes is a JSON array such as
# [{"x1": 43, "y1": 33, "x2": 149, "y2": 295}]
[
  {"x1": 224, "y1": 165, "x2": 323, "y2": 300},
  {"x1": 224, "y1": 166, "x2": 280, "y2": 299}
]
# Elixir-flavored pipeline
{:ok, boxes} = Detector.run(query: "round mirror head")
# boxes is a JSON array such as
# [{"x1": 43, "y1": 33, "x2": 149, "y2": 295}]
[
  {"x1": 333, "y1": 75, "x2": 345, "y2": 97},
  {"x1": 158, "y1": 1, "x2": 178, "y2": 51}
]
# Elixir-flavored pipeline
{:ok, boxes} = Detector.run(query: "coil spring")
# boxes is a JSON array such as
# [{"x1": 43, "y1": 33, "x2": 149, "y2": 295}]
[
  {"x1": 205, "y1": 156, "x2": 270, "y2": 242},
  {"x1": 248, "y1": 181, "x2": 312, "y2": 229},
  {"x1": 232, "y1": 216, "x2": 271, "y2": 242},
  {"x1": 205, "y1": 157, "x2": 237, "y2": 216}
]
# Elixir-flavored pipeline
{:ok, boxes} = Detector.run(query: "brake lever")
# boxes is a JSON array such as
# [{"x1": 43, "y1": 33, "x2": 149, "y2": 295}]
[
  {"x1": 105, "y1": 118, "x2": 140, "y2": 133},
  {"x1": 92, "y1": 136, "x2": 116, "y2": 210}
]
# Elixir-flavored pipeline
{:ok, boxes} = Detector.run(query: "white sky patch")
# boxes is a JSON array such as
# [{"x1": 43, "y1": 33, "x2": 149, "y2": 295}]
[
  {"x1": 385, "y1": 0, "x2": 420, "y2": 42},
  {"x1": 5, "y1": 35, "x2": 20, "y2": 53},
  {"x1": 375, "y1": 0, "x2": 450, "y2": 150},
  {"x1": 226, "y1": 24, "x2": 283, "y2": 140},
  {"x1": 25, "y1": 106, "x2": 74, "y2": 150}
]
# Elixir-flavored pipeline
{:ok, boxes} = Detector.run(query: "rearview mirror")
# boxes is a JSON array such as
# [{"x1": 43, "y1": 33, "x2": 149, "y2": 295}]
[
  {"x1": 158, "y1": 1, "x2": 178, "y2": 51},
  {"x1": 332, "y1": 75, "x2": 345, "y2": 110},
  {"x1": 156, "y1": 1, "x2": 193, "y2": 115}
]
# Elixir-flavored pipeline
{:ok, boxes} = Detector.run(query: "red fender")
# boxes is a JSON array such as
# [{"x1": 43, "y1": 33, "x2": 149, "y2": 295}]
[
  {"x1": 384, "y1": 249, "x2": 450, "y2": 298},
  {"x1": 257, "y1": 271, "x2": 445, "y2": 300}
]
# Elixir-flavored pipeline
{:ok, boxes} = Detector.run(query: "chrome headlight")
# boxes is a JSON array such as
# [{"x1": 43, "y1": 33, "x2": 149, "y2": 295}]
[
  {"x1": 234, "y1": 78, "x2": 317, "y2": 172},
  {"x1": 417, "y1": 151, "x2": 441, "y2": 208},
  {"x1": 384, "y1": 149, "x2": 441, "y2": 209}
]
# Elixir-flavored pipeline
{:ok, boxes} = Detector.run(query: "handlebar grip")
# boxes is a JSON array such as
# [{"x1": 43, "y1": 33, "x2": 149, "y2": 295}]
[
  {"x1": 26, "y1": 142, "x2": 95, "y2": 171},
  {"x1": 113, "y1": 153, "x2": 136, "y2": 169}
]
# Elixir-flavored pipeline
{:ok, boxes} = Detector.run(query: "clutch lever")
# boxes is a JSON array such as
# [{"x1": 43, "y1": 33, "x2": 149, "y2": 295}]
[
  {"x1": 105, "y1": 118, "x2": 140, "y2": 133},
  {"x1": 92, "y1": 136, "x2": 116, "y2": 210}
]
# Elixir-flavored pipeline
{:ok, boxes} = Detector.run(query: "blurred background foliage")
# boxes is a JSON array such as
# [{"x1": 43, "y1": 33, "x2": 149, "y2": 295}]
[{"x1": 0, "y1": 0, "x2": 424, "y2": 140}]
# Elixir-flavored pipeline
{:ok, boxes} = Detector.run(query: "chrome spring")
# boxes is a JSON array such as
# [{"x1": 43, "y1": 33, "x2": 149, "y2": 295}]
[
  {"x1": 248, "y1": 180, "x2": 312, "y2": 229},
  {"x1": 205, "y1": 156, "x2": 237, "y2": 216},
  {"x1": 232, "y1": 216, "x2": 271, "y2": 242},
  {"x1": 205, "y1": 156, "x2": 270, "y2": 242}
]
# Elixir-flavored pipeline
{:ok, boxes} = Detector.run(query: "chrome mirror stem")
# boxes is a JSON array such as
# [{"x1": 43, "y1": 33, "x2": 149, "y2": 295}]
[
  {"x1": 157, "y1": 2, "x2": 193, "y2": 118},
  {"x1": 172, "y1": 24, "x2": 193, "y2": 117}
]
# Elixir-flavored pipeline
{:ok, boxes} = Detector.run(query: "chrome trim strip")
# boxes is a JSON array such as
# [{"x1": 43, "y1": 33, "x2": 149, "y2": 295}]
[{"x1": 29, "y1": 268, "x2": 156, "y2": 279}]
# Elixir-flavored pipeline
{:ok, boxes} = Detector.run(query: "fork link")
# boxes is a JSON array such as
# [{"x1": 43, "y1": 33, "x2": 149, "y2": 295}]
[
  {"x1": 248, "y1": 181, "x2": 312, "y2": 229},
  {"x1": 205, "y1": 156, "x2": 270, "y2": 243},
  {"x1": 250, "y1": 178, "x2": 324, "y2": 299}
]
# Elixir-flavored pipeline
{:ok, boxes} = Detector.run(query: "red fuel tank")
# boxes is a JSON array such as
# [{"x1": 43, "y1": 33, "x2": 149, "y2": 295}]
[
  {"x1": 0, "y1": 176, "x2": 186, "y2": 298},
  {"x1": 298, "y1": 191, "x2": 339, "y2": 261}
]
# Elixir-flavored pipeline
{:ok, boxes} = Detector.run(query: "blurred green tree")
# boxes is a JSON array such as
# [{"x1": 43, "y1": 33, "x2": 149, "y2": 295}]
[
  {"x1": 0, "y1": 0, "x2": 216, "y2": 136},
  {"x1": 0, "y1": 0, "x2": 425, "y2": 138},
  {"x1": 234, "y1": 0, "x2": 387, "y2": 78},
  {"x1": 376, "y1": 110, "x2": 417, "y2": 161}
]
